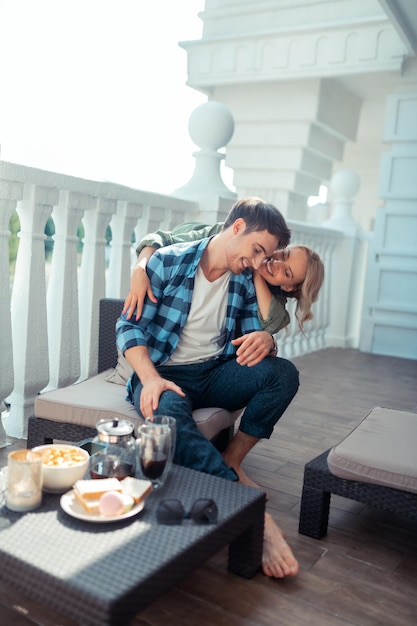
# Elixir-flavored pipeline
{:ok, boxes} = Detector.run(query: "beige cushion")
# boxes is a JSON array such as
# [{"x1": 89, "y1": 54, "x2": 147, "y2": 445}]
[
  {"x1": 327, "y1": 406, "x2": 417, "y2": 494},
  {"x1": 35, "y1": 369, "x2": 243, "y2": 441},
  {"x1": 105, "y1": 349, "x2": 132, "y2": 385}
]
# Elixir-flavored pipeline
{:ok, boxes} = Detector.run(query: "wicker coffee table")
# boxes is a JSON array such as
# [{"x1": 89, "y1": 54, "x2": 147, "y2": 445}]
[{"x1": 0, "y1": 465, "x2": 265, "y2": 625}]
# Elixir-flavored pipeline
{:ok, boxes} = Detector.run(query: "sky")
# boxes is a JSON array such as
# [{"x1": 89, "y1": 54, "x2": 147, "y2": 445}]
[{"x1": 0, "y1": 0, "x2": 219, "y2": 195}]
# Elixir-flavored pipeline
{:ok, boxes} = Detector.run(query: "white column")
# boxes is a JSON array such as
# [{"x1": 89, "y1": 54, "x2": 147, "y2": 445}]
[
  {"x1": 0, "y1": 180, "x2": 22, "y2": 446},
  {"x1": 323, "y1": 170, "x2": 366, "y2": 349},
  {"x1": 6, "y1": 183, "x2": 58, "y2": 438},
  {"x1": 78, "y1": 197, "x2": 117, "y2": 381},
  {"x1": 107, "y1": 201, "x2": 143, "y2": 299},
  {"x1": 45, "y1": 190, "x2": 92, "y2": 390}
]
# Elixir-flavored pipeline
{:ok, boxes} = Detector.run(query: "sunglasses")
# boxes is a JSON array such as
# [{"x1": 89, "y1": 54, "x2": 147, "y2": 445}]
[{"x1": 156, "y1": 498, "x2": 218, "y2": 525}]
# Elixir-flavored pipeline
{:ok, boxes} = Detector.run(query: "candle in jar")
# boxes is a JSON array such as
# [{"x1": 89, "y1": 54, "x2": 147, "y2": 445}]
[{"x1": 6, "y1": 450, "x2": 43, "y2": 512}]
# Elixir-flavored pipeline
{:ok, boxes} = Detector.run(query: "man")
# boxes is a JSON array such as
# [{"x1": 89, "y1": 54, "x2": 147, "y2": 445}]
[{"x1": 116, "y1": 197, "x2": 300, "y2": 578}]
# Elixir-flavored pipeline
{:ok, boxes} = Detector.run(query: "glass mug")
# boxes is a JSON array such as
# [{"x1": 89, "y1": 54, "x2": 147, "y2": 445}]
[
  {"x1": 137, "y1": 424, "x2": 172, "y2": 489},
  {"x1": 5, "y1": 449, "x2": 43, "y2": 512},
  {"x1": 145, "y1": 415, "x2": 176, "y2": 462}
]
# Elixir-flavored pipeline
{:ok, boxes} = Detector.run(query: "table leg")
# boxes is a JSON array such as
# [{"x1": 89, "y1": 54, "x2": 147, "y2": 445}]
[{"x1": 227, "y1": 499, "x2": 264, "y2": 578}]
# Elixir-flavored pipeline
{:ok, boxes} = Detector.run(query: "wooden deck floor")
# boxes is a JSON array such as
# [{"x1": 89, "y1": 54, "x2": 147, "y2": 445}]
[{"x1": 1, "y1": 348, "x2": 416, "y2": 625}]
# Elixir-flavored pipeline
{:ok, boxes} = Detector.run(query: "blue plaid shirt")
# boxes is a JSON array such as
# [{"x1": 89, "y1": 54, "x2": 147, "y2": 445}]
[{"x1": 116, "y1": 238, "x2": 261, "y2": 376}]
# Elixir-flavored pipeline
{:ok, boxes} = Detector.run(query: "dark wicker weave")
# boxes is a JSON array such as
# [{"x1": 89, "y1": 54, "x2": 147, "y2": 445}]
[
  {"x1": 27, "y1": 298, "x2": 233, "y2": 450},
  {"x1": 98, "y1": 297, "x2": 123, "y2": 372},
  {"x1": 298, "y1": 449, "x2": 417, "y2": 539},
  {"x1": 0, "y1": 464, "x2": 265, "y2": 625}
]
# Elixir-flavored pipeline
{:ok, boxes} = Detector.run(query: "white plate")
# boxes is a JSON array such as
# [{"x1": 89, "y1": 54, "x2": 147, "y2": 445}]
[
  {"x1": 60, "y1": 489, "x2": 145, "y2": 523},
  {"x1": 44, "y1": 485, "x2": 73, "y2": 495}
]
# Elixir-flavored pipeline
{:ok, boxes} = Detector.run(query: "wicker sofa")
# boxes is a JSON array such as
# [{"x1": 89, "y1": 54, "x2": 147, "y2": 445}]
[{"x1": 27, "y1": 298, "x2": 241, "y2": 450}]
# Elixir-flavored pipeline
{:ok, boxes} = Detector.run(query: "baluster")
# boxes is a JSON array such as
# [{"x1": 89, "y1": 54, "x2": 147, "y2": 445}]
[
  {"x1": 78, "y1": 197, "x2": 117, "y2": 381},
  {"x1": 292, "y1": 315, "x2": 300, "y2": 355},
  {"x1": 45, "y1": 191, "x2": 91, "y2": 390},
  {"x1": 107, "y1": 201, "x2": 143, "y2": 299},
  {"x1": 319, "y1": 238, "x2": 334, "y2": 349},
  {"x1": 133, "y1": 204, "x2": 151, "y2": 245},
  {"x1": 6, "y1": 184, "x2": 58, "y2": 438},
  {"x1": 307, "y1": 234, "x2": 322, "y2": 352},
  {"x1": 0, "y1": 180, "x2": 22, "y2": 445},
  {"x1": 169, "y1": 208, "x2": 187, "y2": 229},
  {"x1": 148, "y1": 205, "x2": 168, "y2": 232},
  {"x1": 132, "y1": 203, "x2": 168, "y2": 256}
]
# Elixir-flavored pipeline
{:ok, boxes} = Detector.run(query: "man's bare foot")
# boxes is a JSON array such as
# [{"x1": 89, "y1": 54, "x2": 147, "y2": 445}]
[
  {"x1": 222, "y1": 431, "x2": 268, "y2": 498},
  {"x1": 262, "y1": 512, "x2": 299, "y2": 578}
]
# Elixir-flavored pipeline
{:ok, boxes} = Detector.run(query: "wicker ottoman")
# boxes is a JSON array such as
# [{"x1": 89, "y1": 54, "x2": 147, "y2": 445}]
[{"x1": 298, "y1": 407, "x2": 417, "y2": 539}]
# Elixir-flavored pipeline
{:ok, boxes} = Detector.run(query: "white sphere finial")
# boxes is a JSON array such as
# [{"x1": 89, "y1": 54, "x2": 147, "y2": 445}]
[
  {"x1": 323, "y1": 169, "x2": 361, "y2": 233},
  {"x1": 330, "y1": 170, "x2": 360, "y2": 199},
  {"x1": 174, "y1": 101, "x2": 236, "y2": 201},
  {"x1": 188, "y1": 101, "x2": 234, "y2": 151}
]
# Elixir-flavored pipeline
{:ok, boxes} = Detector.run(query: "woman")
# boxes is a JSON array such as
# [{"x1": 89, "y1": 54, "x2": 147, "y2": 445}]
[
  {"x1": 253, "y1": 245, "x2": 324, "y2": 334},
  {"x1": 123, "y1": 222, "x2": 324, "y2": 335}
]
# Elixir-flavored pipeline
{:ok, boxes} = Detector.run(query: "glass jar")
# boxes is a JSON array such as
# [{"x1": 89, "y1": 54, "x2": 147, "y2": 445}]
[{"x1": 90, "y1": 418, "x2": 136, "y2": 480}]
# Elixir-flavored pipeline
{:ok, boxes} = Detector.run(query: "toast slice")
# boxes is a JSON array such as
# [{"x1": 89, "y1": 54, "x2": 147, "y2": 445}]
[
  {"x1": 73, "y1": 477, "x2": 122, "y2": 500},
  {"x1": 73, "y1": 490, "x2": 102, "y2": 515},
  {"x1": 120, "y1": 477, "x2": 153, "y2": 504},
  {"x1": 72, "y1": 477, "x2": 152, "y2": 515}
]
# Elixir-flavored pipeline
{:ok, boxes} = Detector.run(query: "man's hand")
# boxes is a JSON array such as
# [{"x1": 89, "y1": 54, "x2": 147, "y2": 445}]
[
  {"x1": 125, "y1": 345, "x2": 186, "y2": 416},
  {"x1": 139, "y1": 376, "x2": 185, "y2": 417},
  {"x1": 232, "y1": 331, "x2": 276, "y2": 367},
  {"x1": 123, "y1": 247, "x2": 157, "y2": 320}
]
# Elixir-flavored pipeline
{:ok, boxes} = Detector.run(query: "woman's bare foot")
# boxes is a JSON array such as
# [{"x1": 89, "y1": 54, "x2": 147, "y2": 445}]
[{"x1": 262, "y1": 512, "x2": 299, "y2": 578}]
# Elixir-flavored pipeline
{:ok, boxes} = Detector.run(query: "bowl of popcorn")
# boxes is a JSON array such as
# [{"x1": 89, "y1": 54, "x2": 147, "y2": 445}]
[{"x1": 32, "y1": 444, "x2": 90, "y2": 493}]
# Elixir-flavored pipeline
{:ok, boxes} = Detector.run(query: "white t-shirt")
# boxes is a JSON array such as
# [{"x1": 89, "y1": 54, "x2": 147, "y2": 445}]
[{"x1": 165, "y1": 265, "x2": 231, "y2": 365}]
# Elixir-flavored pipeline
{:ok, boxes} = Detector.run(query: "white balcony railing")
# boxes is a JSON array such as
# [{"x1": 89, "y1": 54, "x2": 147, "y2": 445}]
[{"x1": 0, "y1": 150, "x2": 362, "y2": 443}]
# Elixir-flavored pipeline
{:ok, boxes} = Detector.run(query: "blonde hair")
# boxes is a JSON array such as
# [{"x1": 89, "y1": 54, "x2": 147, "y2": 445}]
[{"x1": 285, "y1": 245, "x2": 325, "y2": 332}]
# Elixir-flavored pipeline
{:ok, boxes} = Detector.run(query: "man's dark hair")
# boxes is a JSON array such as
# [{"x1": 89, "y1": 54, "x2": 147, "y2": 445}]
[{"x1": 222, "y1": 196, "x2": 291, "y2": 249}]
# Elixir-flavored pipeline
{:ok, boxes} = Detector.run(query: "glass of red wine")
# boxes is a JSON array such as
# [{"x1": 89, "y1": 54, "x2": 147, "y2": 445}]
[{"x1": 137, "y1": 424, "x2": 172, "y2": 489}]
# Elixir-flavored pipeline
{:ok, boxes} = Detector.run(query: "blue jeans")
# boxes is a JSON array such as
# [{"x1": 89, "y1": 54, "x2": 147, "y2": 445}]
[{"x1": 131, "y1": 356, "x2": 299, "y2": 482}]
